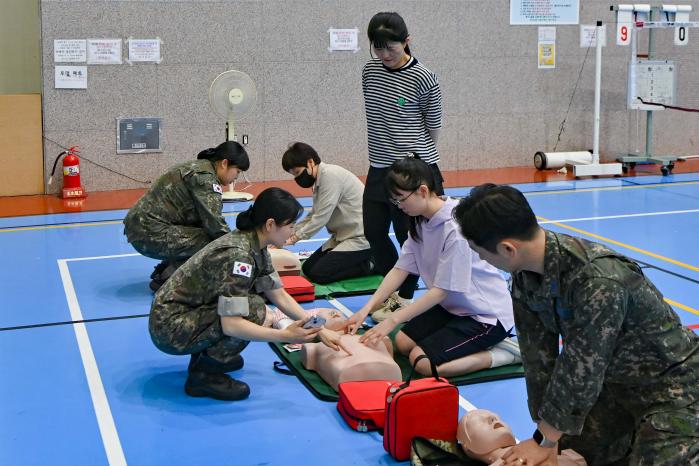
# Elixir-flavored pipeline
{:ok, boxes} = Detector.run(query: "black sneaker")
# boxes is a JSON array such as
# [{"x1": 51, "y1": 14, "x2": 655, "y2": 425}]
[
  {"x1": 184, "y1": 371, "x2": 250, "y2": 401},
  {"x1": 188, "y1": 352, "x2": 244, "y2": 373}
]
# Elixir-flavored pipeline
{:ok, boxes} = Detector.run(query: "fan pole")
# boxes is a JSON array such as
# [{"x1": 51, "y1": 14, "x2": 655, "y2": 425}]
[{"x1": 226, "y1": 120, "x2": 237, "y2": 142}]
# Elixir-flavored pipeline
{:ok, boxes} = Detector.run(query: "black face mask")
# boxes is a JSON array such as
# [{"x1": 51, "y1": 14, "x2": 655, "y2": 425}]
[{"x1": 294, "y1": 168, "x2": 315, "y2": 188}]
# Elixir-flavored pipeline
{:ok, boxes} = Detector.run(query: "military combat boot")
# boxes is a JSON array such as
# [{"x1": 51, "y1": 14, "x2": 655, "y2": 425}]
[
  {"x1": 188, "y1": 351, "x2": 244, "y2": 373},
  {"x1": 184, "y1": 371, "x2": 250, "y2": 401},
  {"x1": 185, "y1": 351, "x2": 248, "y2": 400},
  {"x1": 150, "y1": 261, "x2": 169, "y2": 280}
]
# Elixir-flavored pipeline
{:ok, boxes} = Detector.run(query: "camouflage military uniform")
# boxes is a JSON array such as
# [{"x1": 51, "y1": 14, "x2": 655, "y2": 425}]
[
  {"x1": 124, "y1": 159, "x2": 230, "y2": 261},
  {"x1": 512, "y1": 230, "x2": 699, "y2": 466},
  {"x1": 149, "y1": 230, "x2": 282, "y2": 364}
]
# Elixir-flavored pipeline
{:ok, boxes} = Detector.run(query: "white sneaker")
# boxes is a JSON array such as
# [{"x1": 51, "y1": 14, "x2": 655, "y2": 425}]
[
  {"x1": 488, "y1": 338, "x2": 522, "y2": 367},
  {"x1": 371, "y1": 292, "x2": 412, "y2": 322}
]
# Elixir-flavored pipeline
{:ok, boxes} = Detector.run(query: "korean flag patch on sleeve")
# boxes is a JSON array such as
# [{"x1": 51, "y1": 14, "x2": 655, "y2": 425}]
[
  {"x1": 233, "y1": 261, "x2": 252, "y2": 278},
  {"x1": 213, "y1": 183, "x2": 223, "y2": 194}
]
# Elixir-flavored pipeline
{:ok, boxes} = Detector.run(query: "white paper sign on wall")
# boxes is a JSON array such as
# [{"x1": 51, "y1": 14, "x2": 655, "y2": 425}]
[
  {"x1": 54, "y1": 40, "x2": 87, "y2": 63},
  {"x1": 87, "y1": 39, "x2": 122, "y2": 64},
  {"x1": 328, "y1": 28, "x2": 359, "y2": 52},
  {"x1": 55, "y1": 66, "x2": 87, "y2": 89},
  {"x1": 126, "y1": 37, "x2": 163, "y2": 64},
  {"x1": 580, "y1": 25, "x2": 606, "y2": 48}
]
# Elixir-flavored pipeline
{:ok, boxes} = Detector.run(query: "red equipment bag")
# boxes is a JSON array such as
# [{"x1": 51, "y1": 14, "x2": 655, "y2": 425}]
[
  {"x1": 383, "y1": 355, "x2": 459, "y2": 461},
  {"x1": 337, "y1": 380, "x2": 397, "y2": 432},
  {"x1": 280, "y1": 275, "x2": 315, "y2": 302}
]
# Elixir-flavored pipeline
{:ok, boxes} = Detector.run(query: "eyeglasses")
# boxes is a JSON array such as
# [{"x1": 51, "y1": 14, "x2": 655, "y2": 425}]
[{"x1": 390, "y1": 190, "x2": 416, "y2": 207}]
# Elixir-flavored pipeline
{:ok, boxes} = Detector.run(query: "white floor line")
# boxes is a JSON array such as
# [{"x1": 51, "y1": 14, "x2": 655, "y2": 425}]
[
  {"x1": 326, "y1": 298, "x2": 354, "y2": 319},
  {"x1": 540, "y1": 208, "x2": 699, "y2": 224},
  {"x1": 57, "y1": 259, "x2": 127, "y2": 466},
  {"x1": 65, "y1": 253, "x2": 140, "y2": 262},
  {"x1": 296, "y1": 232, "x2": 396, "y2": 245},
  {"x1": 326, "y1": 298, "x2": 478, "y2": 413}
]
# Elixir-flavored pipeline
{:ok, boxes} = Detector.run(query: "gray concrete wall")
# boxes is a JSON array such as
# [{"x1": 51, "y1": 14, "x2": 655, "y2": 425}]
[{"x1": 40, "y1": 1, "x2": 699, "y2": 193}]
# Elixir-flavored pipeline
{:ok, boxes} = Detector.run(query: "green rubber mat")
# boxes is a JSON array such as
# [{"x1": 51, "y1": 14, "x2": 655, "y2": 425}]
[
  {"x1": 269, "y1": 335, "x2": 524, "y2": 402},
  {"x1": 306, "y1": 273, "x2": 384, "y2": 298}
]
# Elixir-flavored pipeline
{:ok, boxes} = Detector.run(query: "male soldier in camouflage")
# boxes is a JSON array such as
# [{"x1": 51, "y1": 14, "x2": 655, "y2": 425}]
[
  {"x1": 150, "y1": 188, "x2": 349, "y2": 401},
  {"x1": 124, "y1": 141, "x2": 249, "y2": 291},
  {"x1": 453, "y1": 184, "x2": 698, "y2": 466}
]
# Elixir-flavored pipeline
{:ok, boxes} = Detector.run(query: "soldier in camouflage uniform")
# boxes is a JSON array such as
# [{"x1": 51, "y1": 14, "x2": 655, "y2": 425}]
[
  {"x1": 150, "y1": 187, "x2": 349, "y2": 401},
  {"x1": 124, "y1": 141, "x2": 249, "y2": 291},
  {"x1": 453, "y1": 184, "x2": 698, "y2": 466}
]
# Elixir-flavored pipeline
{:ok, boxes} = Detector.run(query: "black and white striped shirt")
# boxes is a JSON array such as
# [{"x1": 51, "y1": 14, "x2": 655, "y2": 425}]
[{"x1": 362, "y1": 57, "x2": 442, "y2": 167}]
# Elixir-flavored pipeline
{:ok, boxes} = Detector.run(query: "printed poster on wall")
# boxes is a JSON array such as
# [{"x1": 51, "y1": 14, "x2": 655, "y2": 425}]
[
  {"x1": 511, "y1": 0, "x2": 579, "y2": 25},
  {"x1": 87, "y1": 39, "x2": 122, "y2": 64},
  {"x1": 54, "y1": 40, "x2": 87, "y2": 63},
  {"x1": 538, "y1": 27, "x2": 556, "y2": 69}
]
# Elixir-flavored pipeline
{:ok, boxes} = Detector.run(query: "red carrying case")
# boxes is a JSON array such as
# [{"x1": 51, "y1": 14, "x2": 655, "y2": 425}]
[
  {"x1": 383, "y1": 355, "x2": 459, "y2": 461},
  {"x1": 337, "y1": 380, "x2": 397, "y2": 432},
  {"x1": 280, "y1": 275, "x2": 315, "y2": 302}
]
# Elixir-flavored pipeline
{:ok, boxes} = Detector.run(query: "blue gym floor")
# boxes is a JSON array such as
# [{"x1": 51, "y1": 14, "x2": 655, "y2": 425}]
[{"x1": 2, "y1": 174, "x2": 699, "y2": 466}]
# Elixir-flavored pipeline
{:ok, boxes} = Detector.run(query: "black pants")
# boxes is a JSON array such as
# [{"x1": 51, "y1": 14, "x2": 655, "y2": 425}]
[
  {"x1": 400, "y1": 305, "x2": 508, "y2": 365},
  {"x1": 302, "y1": 247, "x2": 373, "y2": 284},
  {"x1": 362, "y1": 164, "x2": 444, "y2": 299}
]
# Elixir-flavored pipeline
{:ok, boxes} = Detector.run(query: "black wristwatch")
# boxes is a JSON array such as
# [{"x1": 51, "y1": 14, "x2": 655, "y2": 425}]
[{"x1": 533, "y1": 428, "x2": 557, "y2": 449}]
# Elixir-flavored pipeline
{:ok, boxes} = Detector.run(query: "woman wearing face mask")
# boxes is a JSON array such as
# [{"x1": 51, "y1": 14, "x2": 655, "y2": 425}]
[
  {"x1": 362, "y1": 12, "x2": 445, "y2": 320},
  {"x1": 124, "y1": 141, "x2": 249, "y2": 291},
  {"x1": 282, "y1": 142, "x2": 373, "y2": 284},
  {"x1": 149, "y1": 187, "x2": 350, "y2": 401}
]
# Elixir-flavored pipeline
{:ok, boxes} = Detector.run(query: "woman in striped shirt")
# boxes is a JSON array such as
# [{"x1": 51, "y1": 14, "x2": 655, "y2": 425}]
[{"x1": 362, "y1": 12, "x2": 444, "y2": 319}]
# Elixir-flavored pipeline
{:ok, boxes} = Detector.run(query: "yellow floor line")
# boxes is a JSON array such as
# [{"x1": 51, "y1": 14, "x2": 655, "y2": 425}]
[
  {"x1": 539, "y1": 216, "x2": 699, "y2": 273},
  {"x1": 664, "y1": 298, "x2": 699, "y2": 316}
]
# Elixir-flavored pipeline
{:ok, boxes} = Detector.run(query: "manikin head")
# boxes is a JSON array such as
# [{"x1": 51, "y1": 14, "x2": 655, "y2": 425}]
[
  {"x1": 317, "y1": 309, "x2": 347, "y2": 331},
  {"x1": 268, "y1": 248, "x2": 302, "y2": 275},
  {"x1": 457, "y1": 409, "x2": 516, "y2": 458}
]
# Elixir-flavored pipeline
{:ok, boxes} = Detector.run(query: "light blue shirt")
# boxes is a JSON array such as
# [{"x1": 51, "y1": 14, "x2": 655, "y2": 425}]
[{"x1": 395, "y1": 197, "x2": 515, "y2": 330}]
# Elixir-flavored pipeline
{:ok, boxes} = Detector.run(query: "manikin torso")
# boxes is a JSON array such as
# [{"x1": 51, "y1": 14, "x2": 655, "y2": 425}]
[
  {"x1": 457, "y1": 409, "x2": 587, "y2": 466},
  {"x1": 300, "y1": 334, "x2": 402, "y2": 391},
  {"x1": 297, "y1": 309, "x2": 402, "y2": 391},
  {"x1": 265, "y1": 307, "x2": 402, "y2": 391}
]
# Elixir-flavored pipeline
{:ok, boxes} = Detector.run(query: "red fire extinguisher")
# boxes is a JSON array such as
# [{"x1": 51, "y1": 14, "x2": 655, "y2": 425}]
[{"x1": 49, "y1": 146, "x2": 87, "y2": 199}]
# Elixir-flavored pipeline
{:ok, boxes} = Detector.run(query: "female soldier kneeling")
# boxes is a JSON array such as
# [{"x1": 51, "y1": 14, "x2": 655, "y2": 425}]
[
  {"x1": 124, "y1": 140, "x2": 249, "y2": 291},
  {"x1": 149, "y1": 187, "x2": 348, "y2": 401}
]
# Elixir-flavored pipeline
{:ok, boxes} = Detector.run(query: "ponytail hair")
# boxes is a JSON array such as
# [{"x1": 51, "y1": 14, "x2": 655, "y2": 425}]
[
  {"x1": 236, "y1": 187, "x2": 303, "y2": 231},
  {"x1": 197, "y1": 141, "x2": 250, "y2": 171},
  {"x1": 368, "y1": 12, "x2": 411, "y2": 56},
  {"x1": 385, "y1": 155, "x2": 437, "y2": 242}
]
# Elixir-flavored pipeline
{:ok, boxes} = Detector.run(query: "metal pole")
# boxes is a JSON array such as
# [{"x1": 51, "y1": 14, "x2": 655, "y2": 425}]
[
  {"x1": 645, "y1": 8, "x2": 655, "y2": 157},
  {"x1": 592, "y1": 21, "x2": 603, "y2": 163}
]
